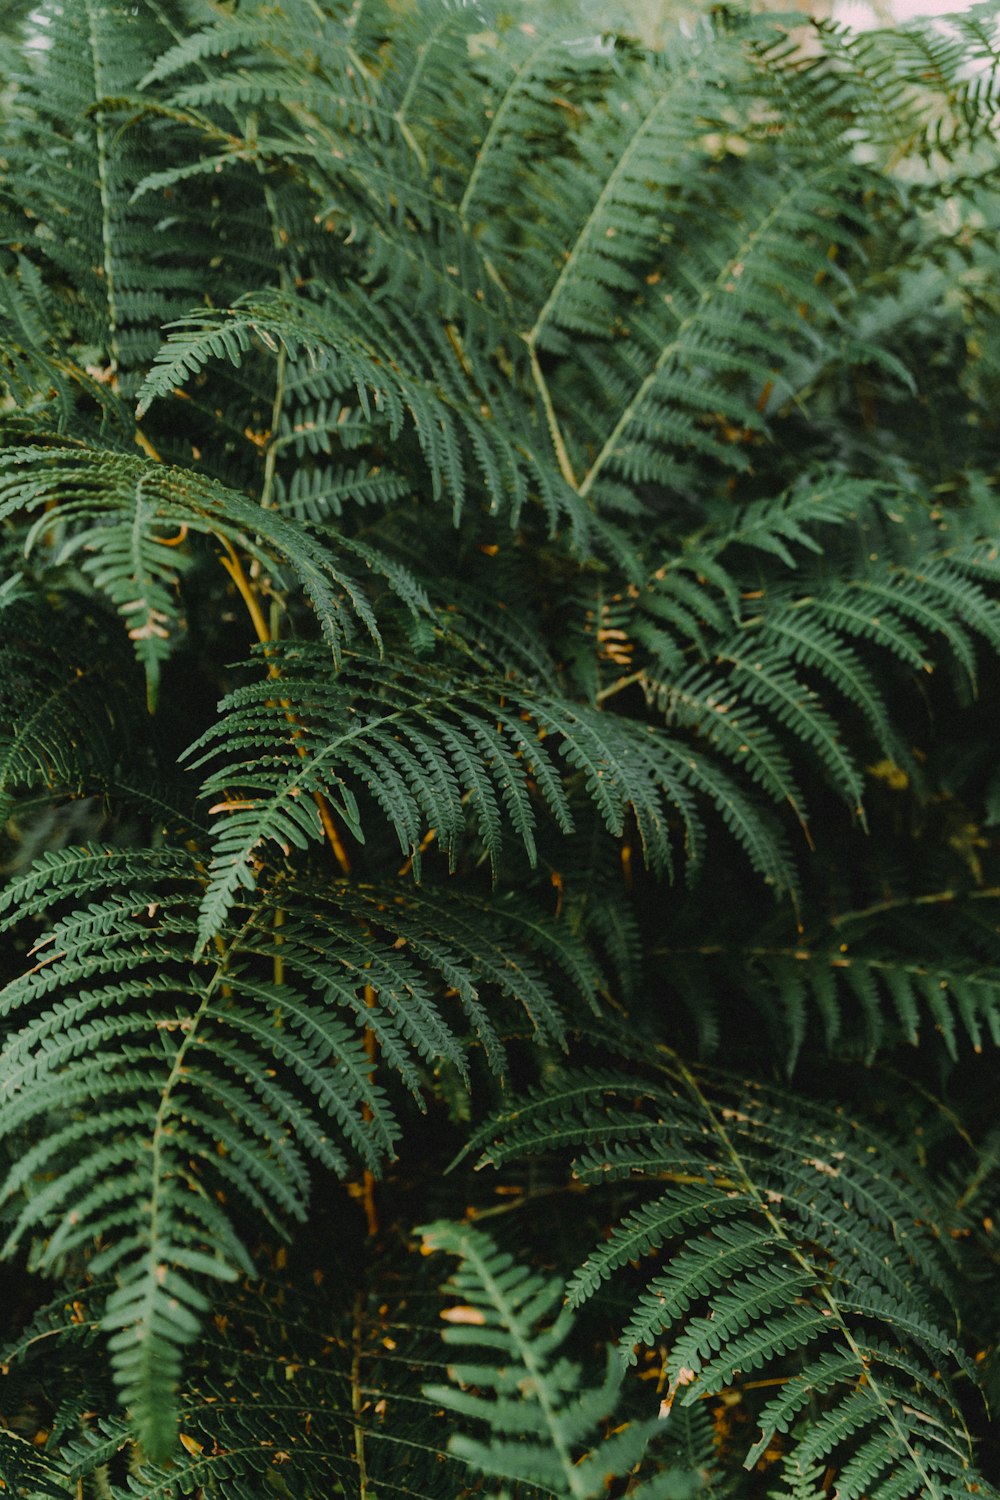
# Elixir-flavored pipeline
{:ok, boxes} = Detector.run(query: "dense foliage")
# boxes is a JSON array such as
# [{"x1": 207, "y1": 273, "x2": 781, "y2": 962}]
[{"x1": 2, "y1": 0, "x2": 1000, "y2": 1494}]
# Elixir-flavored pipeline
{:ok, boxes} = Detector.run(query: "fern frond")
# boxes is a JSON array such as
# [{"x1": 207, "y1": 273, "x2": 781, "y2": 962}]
[
  {"x1": 817, "y1": 10, "x2": 1000, "y2": 162},
  {"x1": 184, "y1": 641, "x2": 575, "y2": 943},
  {"x1": 0, "y1": 254, "x2": 128, "y2": 431},
  {"x1": 744, "y1": 944, "x2": 1000, "y2": 1066},
  {"x1": 0, "y1": 828, "x2": 608, "y2": 1450},
  {"x1": 623, "y1": 478, "x2": 1000, "y2": 859},
  {"x1": 0, "y1": 444, "x2": 417, "y2": 696},
  {"x1": 522, "y1": 43, "x2": 739, "y2": 351},
  {"x1": 421, "y1": 1219, "x2": 704, "y2": 1500},
  {"x1": 563, "y1": 160, "x2": 870, "y2": 509},
  {"x1": 274, "y1": 459, "x2": 411, "y2": 522},
  {"x1": 1, "y1": 0, "x2": 207, "y2": 391},
  {"x1": 0, "y1": 1430, "x2": 69, "y2": 1499},
  {"x1": 136, "y1": 286, "x2": 587, "y2": 538},
  {"x1": 188, "y1": 640, "x2": 797, "y2": 951},
  {"x1": 0, "y1": 847, "x2": 389, "y2": 1455},
  {"x1": 475, "y1": 1063, "x2": 988, "y2": 1493},
  {"x1": 455, "y1": 20, "x2": 609, "y2": 235},
  {"x1": 0, "y1": 599, "x2": 144, "y2": 825}
]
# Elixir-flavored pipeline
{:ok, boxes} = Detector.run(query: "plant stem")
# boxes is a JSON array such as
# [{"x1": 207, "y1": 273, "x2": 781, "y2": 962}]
[{"x1": 218, "y1": 538, "x2": 353, "y2": 879}]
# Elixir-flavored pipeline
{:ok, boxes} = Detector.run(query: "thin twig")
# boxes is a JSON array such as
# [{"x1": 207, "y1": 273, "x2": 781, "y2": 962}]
[
  {"x1": 528, "y1": 342, "x2": 578, "y2": 491},
  {"x1": 351, "y1": 1288, "x2": 371, "y2": 1500},
  {"x1": 218, "y1": 539, "x2": 353, "y2": 877},
  {"x1": 361, "y1": 979, "x2": 379, "y2": 1238}
]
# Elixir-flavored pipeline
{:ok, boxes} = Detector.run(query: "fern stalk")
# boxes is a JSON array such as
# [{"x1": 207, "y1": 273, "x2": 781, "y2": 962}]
[{"x1": 83, "y1": 0, "x2": 122, "y2": 377}]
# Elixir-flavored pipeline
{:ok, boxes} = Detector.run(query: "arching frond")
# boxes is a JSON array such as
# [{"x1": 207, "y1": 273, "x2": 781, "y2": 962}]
[
  {"x1": 187, "y1": 639, "x2": 796, "y2": 950},
  {"x1": 474, "y1": 1063, "x2": 989, "y2": 1495},
  {"x1": 136, "y1": 287, "x2": 587, "y2": 538},
  {"x1": 0, "y1": 837, "x2": 602, "y2": 1453},
  {"x1": 0, "y1": 443, "x2": 428, "y2": 700}
]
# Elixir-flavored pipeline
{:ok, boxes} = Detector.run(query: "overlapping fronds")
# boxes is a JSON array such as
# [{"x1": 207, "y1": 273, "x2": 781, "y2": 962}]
[
  {"x1": 472, "y1": 1063, "x2": 993, "y2": 1495},
  {"x1": 1, "y1": 0, "x2": 1000, "y2": 1487},
  {"x1": 0, "y1": 443, "x2": 433, "y2": 701},
  {"x1": 136, "y1": 285, "x2": 587, "y2": 536},
  {"x1": 185, "y1": 641, "x2": 574, "y2": 942},
  {"x1": 422, "y1": 1218, "x2": 711, "y2": 1500},
  {"x1": 0, "y1": 598, "x2": 141, "y2": 825},
  {"x1": 659, "y1": 909, "x2": 1000, "y2": 1071},
  {"x1": 187, "y1": 638, "x2": 795, "y2": 952},
  {"x1": 503, "y1": 54, "x2": 880, "y2": 513},
  {"x1": 0, "y1": 0, "x2": 203, "y2": 391},
  {"x1": 0, "y1": 255, "x2": 128, "y2": 430},
  {"x1": 0, "y1": 1237, "x2": 721, "y2": 1500},
  {"x1": 589, "y1": 478, "x2": 1000, "y2": 852},
  {"x1": 0, "y1": 1259, "x2": 480, "y2": 1499},
  {"x1": 813, "y1": 7, "x2": 1000, "y2": 161},
  {"x1": 0, "y1": 842, "x2": 600, "y2": 1455}
]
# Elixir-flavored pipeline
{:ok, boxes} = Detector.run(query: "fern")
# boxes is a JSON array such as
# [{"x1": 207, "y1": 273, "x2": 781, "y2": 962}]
[
  {"x1": 421, "y1": 1219, "x2": 709, "y2": 1500},
  {"x1": 0, "y1": 0, "x2": 208, "y2": 394},
  {"x1": 0, "y1": 442, "x2": 430, "y2": 701},
  {"x1": 0, "y1": 1257, "x2": 490, "y2": 1499},
  {"x1": 0, "y1": 838, "x2": 602, "y2": 1452},
  {"x1": 660, "y1": 934, "x2": 1000, "y2": 1072},
  {"x1": 2, "y1": 0, "x2": 1000, "y2": 1490},
  {"x1": 472, "y1": 1062, "x2": 994, "y2": 1495},
  {"x1": 0, "y1": 599, "x2": 141, "y2": 826},
  {"x1": 134, "y1": 286, "x2": 587, "y2": 538},
  {"x1": 184, "y1": 641, "x2": 575, "y2": 941}
]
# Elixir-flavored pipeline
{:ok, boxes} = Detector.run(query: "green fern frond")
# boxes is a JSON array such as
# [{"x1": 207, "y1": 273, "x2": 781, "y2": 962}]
[
  {"x1": 136, "y1": 286, "x2": 587, "y2": 538},
  {"x1": 0, "y1": 255, "x2": 128, "y2": 430},
  {"x1": 754, "y1": 946, "x2": 1000, "y2": 1066},
  {"x1": 1, "y1": 0, "x2": 207, "y2": 391},
  {"x1": 274, "y1": 459, "x2": 411, "y2": 521},
  {"x1": 421, "y1": 1218, "x2": 705, "y2": 1500},
  {"x1": 623, "y1": 478, "x2": 1000, "y2": 856},
  {"x1": 816, "y1": 9, "x2": 1000, "y2": 162},
  {"x1": 560, "y1": 160, "x2": 872, "y2": 510},
  {"x1": 188, "y1": 640, "x2": 797, "y2": 951},
  {"x1": 0, "y1": 1430, "x2": 70, "y2": 1499},
  {"x1": 0, "y1": 847, "x2": 390, "y2": 1455},
  {"x1": 521, "y1": 43, "x2": 740, "y2": 352},
  {"x1": 0, "y1": 830, "x2": 606, "y2": 1451},
  {"x1": 455, "y1": 20, "x2": 609, "y2": 235},
  {"x1": 0, "y1": 599, "x2": 144, "y2": 825},
  {"x1": 184, "y1": 641, "x2": 575, "y2": 943},
  {"x1": 474, "y1": 1063, "x2": 988, "y2": 1493},
  {"x1": 0, "y1": 443, "x2": 419, "y2": 696}
]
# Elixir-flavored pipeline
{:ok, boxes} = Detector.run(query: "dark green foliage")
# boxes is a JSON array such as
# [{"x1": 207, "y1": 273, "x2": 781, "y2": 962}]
[
  {"x1": 1, "y1": 0, "x2": 1000, "y2": 1495},
  {"x1": 472, "y1": 1062, "x2": 975, "y2": 1491}
]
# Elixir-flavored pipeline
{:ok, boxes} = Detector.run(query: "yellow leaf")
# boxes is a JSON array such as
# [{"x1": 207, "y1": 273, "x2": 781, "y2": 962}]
[
  {"x1": 440, "y1": 1305, "x2": 486, "y2": 1326},
  {"x1": 866, "y1": 758, "x2": 909, "y2": 791}
]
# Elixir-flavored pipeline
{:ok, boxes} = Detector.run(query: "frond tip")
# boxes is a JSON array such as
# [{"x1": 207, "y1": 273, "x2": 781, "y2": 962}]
[{"x1": 420, "y1": 1218, "x2": 709, "y2": 1499}]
